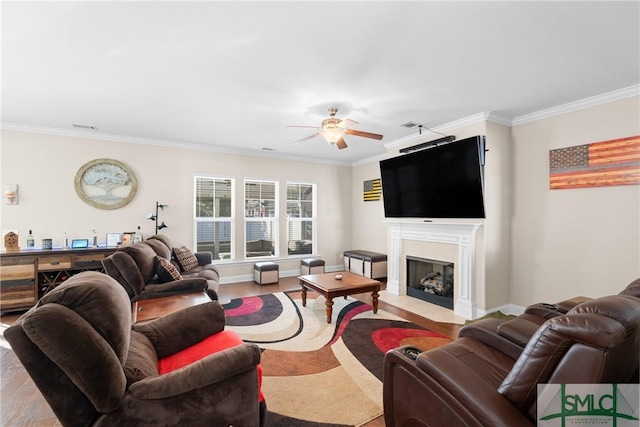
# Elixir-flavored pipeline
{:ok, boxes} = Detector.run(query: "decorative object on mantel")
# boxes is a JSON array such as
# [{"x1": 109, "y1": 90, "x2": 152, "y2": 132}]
[
  {"x1": 549, "y1": 135, "x2": 640, "y2": 190},
  {"x1": 146, "y1": 202, "x2": 169, "y2": 234},
  {"x1": 363, "y1": 178, "x2": 382, "y2": 201},
  {"x1": 4, "y1": 231, "x2": 19, "y2": 251},
  {"x1": 74, "y1": 158, "x2": 138, "y2": 209},
  {"x1": 3, "y1": 184, "x2": 18, "y2": 205}
]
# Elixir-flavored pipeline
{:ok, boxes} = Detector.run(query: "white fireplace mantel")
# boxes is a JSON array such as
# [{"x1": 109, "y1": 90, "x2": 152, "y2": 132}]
[{"x1": 384, "y1": 219, "x2": 484, "y2": 319}]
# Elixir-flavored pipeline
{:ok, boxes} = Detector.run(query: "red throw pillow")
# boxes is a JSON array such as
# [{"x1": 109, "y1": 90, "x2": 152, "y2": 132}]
[{"x1": 158, "y1": 330, "x2": 263, "y2": 402}]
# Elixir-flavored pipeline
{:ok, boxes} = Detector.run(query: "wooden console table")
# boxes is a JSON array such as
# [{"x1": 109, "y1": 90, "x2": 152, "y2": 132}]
[{"x1": 0, "y1": 247, "x2": 117, "y2": 313}]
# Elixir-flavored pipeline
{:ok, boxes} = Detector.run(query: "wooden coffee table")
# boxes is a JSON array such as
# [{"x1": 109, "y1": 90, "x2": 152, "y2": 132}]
[
  {"x1": 131, "y1": 292, "x2": 211, "y2": 323},
  {"x1": 299, "y1": 271, "x2": 381, "y2": 323}
]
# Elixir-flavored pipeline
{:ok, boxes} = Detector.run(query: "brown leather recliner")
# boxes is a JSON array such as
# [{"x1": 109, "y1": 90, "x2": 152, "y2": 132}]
[
  {"x1": 4, "y1": 271, "x2": 263, "y2": 427},
  {"x1": 383, "y1": 288, "x2": 640, "y2": 427},
  {"x1": 460, "y1": 277, "x2": 640, "y2": 360},
  {"x1": 102, "y1": 234, "x2": 220, "y2": 301}
]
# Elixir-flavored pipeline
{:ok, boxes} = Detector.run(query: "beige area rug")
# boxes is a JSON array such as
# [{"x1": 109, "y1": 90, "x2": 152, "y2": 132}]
[{"x1": 223, "y1": 291, "x2": 452, "y2": 427}]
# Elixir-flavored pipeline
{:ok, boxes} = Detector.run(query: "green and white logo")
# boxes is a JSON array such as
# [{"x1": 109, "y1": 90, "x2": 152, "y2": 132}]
[{"x1": 538, "y1": 384, "x2": 639, "y2": 427}]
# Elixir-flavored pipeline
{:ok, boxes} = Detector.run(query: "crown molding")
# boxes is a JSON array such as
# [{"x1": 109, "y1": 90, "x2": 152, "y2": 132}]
[
  {"x1": 0, "y1": 122, "x2": 351, "y2": 167},
  {"x1": 511, "y1": 84, "x2": 640, "y2": 126},
  {"x1": 485, "y1": 112, "x2": 512, "y2": 127},
  {"x1": 4, "y1": 84, "x2": 637, "y2": 168},
  {"x1": 355, "y1": 86, "x2": 639, "y2": 166}
]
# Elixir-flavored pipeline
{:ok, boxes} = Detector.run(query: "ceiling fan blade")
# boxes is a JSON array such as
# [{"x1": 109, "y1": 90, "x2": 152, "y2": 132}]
[
  {"x1": 344, "y1": 129, "x2": 384, "y2": 140},
  {"x1": 287, "y1": 125, "x2": 320, "y2": 129},
  {"x1": 337, "y1": 119, "x2": 358, "y2": 129},
  {"x1": 293, "y1": 133, "x2": 320, "y2": 145},
  {"x1": 336, "y1": 137, "x2": 348, "y2": 150}
]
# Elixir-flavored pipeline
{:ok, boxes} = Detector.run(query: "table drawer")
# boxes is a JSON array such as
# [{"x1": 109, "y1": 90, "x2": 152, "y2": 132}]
[
  {"x1": 1, "y1": 263, "x2": 35, "y2": 280},
  {"x1": 38, "y1": 256, "x2": 72, "y2": 271},
  {"x1": 73, "y1": 253, "x2": 106, "y2": 269}
]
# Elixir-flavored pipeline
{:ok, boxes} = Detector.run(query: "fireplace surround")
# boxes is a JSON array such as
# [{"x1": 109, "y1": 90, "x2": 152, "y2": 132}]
[{"x1": 385, "y1": 219, "x2": 483, "y2": 319}]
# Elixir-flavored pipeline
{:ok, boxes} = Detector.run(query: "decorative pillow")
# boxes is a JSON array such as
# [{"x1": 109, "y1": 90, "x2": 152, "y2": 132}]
[
  {"x1": 173, "y1": 246, "x2": 199, "y2": 272},
  {"x1": 155, "y1": 256, "x2": 183, "y2": 282}
]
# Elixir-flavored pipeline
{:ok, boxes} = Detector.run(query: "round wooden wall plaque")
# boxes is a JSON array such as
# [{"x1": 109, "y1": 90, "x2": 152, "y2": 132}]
[{"x1": 74, "y1": 158, "x2": 138, "y2": 210}]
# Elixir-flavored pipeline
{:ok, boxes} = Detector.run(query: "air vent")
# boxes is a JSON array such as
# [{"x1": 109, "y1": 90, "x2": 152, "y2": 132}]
[
  {"x1": 72, "y1": 124, "x2": 98, "y2": 130},
  {"x1": 401, "y1": 121, "x2": 420, "y2": 129},
  {"x1": 261, "y1": 147, "x2": 275, "y2": 151}
]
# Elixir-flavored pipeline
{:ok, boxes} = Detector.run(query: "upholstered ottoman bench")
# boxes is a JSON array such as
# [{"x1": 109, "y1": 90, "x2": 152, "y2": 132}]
[
  {"x1": 254, "y1": 261, "x2": 279, "y2": 285},
  {"x1": 343, "y1": 250, "x2": 387, "y2": 280},
  {"x1": 300, "y1": 257, "x2": 325, "y2": 275}
]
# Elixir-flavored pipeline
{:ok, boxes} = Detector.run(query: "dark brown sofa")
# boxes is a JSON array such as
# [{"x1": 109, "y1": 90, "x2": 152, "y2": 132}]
[
  {"x1": 4, "y1": 271, "x2": 262, "y2": 426},
  {"x1": 383, "y1": 278, "x2": 640, "y2": 427},
  {"x1": 102, "y1": 234, "x2": 220, "y2": 301}
]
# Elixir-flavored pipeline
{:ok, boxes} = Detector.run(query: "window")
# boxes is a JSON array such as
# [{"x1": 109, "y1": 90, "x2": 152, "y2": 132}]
[
  {"x1": 287, "y1": 182, "x2": 315, "y2": 256},
  {"x1": 194, "y1": 177, "x2": 233, "y2": 260},
  {"x1": 244, "y1": 180, "x2": 277, "y2": 258}
]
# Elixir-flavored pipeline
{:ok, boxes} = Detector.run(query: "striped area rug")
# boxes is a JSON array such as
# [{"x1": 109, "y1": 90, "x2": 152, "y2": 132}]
[{"x1": 223, "y1": 291, "x2": 452, "y2": 426}]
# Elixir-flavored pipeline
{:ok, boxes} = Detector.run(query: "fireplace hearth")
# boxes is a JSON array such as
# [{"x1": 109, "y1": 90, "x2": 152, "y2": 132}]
[{"x1": 406, "y1": 255, "x2": 454, "y2": 309}]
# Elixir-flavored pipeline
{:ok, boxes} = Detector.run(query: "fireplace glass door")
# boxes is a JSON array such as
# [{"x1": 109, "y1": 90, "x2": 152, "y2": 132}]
[{"x1": 406, "y1": 255, "x2": 454, "y2": 309}]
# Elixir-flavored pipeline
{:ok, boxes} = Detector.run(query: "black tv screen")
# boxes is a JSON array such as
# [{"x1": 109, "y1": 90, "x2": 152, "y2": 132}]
[{"x1": 379, "y1": 135, "x2": 486, "y2": 219}]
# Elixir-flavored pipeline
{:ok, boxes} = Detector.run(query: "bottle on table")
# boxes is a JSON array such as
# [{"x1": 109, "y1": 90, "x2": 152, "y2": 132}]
[
  {"x1": 27, "y1": 230, "x2": 35, "y2": 248},
  {"x1": 134, "y1": 226, "x2": 143, "y2": 243}
]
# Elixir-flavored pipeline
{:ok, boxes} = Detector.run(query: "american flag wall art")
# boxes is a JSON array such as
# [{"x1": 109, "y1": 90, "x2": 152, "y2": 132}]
[
  {"x1": 363, "y1": 178, "x2": 382, "y2": 201},
  {"x1": 549, "y1": 135, "x2": 640, "y2": 190}
]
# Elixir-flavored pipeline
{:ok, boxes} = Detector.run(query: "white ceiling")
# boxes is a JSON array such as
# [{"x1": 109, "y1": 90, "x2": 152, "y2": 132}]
[{"x1": 2, "y1": 1, "x2": 639, "y2": 164}]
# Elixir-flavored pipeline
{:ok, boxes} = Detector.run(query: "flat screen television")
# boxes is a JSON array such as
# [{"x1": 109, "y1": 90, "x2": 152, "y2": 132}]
[{"x1": 379, "y1": 135, "x2": 486, "y2": 219}]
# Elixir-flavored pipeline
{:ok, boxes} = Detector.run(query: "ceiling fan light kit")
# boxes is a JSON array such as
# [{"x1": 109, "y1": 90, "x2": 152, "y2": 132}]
[
  {"x1": 320, "y1": 128, "x2": 343, "y2": 144},
  {"x1": 289, "y1": 108, "x2": 383, "y2": 150}
]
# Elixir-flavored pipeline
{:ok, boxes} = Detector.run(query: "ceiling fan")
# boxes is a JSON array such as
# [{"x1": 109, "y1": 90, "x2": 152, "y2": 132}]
[{"x1": 288, "y1": 108, "x2": 383, "y2": 150}]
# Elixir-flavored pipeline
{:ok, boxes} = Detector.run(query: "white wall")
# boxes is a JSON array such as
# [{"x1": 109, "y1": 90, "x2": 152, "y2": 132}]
[
  {"x1": 0, "y1": 130, "x2": 353, "y2": 280},
  {"x1": 350, "y1": 159, "x2": 387, "y2": 254},
  {"x1": 510, "y1": 96, "x2": 640, "y2": 305},
  {"x1": 483, "y1": 121, "x2": 513, "y2": 308}
]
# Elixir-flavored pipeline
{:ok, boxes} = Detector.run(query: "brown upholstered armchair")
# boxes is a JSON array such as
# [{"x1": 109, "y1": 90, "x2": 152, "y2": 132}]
[
  {"x1": 102, "y1": 234, "x2": 220, "y2": 301},
  {"x1": 459, "y1": 277, "x2": 640, "y2": 361},
  {"x1": 5, "y1": 271, "x2": 263, "y2": 427},
  {"x1": 383, "y1": 285, "x2": 640, "y2": 427}
]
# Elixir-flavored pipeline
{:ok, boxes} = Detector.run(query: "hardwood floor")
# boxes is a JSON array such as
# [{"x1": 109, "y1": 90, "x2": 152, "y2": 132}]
[{"x1": 0, "y1": 276, "x2": 461, "y2": 426}]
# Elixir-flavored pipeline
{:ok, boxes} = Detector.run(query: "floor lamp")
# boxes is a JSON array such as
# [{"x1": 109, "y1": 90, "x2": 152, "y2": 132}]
[{"x1": 146, "y1": 202, "x2": 169, "y2": 234}]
